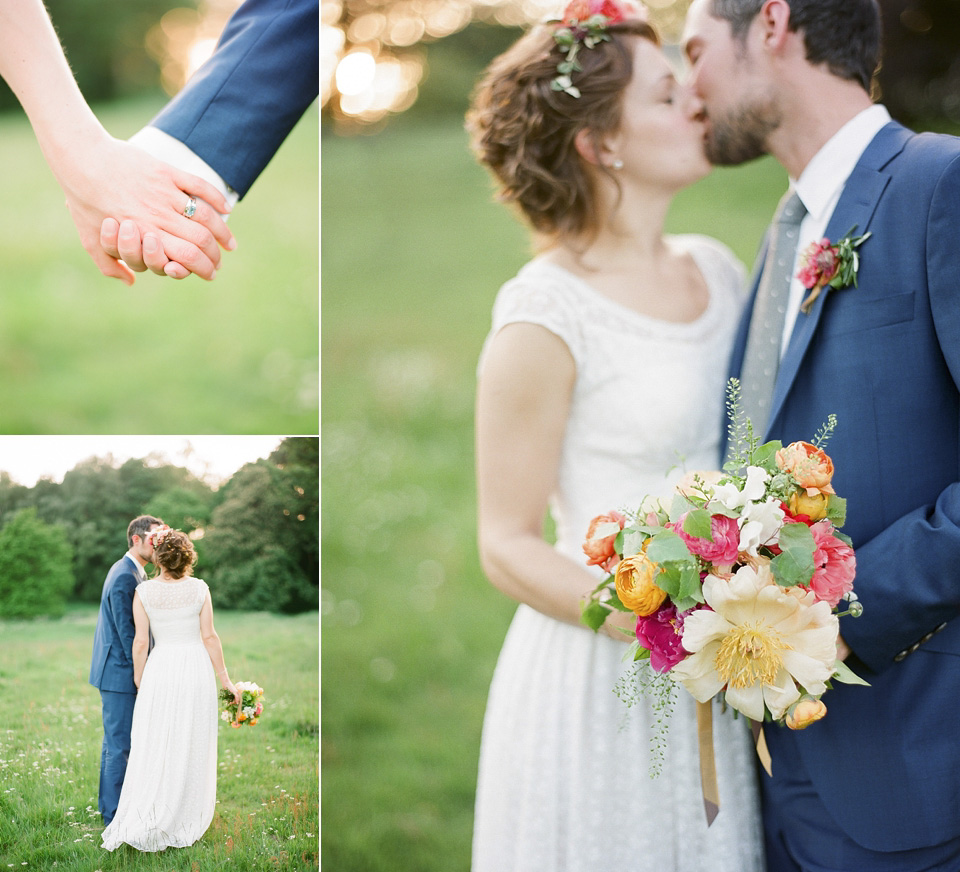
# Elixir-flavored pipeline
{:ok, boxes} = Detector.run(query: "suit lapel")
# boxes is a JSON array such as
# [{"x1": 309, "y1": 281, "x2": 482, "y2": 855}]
[{"x1": 766, "y1": 122, "x2": 912, "y2": 434}]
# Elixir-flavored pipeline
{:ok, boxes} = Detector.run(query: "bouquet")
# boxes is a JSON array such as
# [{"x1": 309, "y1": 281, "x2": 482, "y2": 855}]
[
  {"x1": 219, "y1": 681, "x2": 265, "y2": 728},
  {"x1": 582, "y1": 383, "x2": 866, "y2": 733}
]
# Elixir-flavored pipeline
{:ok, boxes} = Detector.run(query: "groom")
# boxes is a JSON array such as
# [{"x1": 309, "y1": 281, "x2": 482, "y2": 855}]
[
  {"x1": 88, "y1": 514, "x2": 164, "y2": 825},
  {"x1": 683, "y1": 1, "x2": 960, "y2": 870}
]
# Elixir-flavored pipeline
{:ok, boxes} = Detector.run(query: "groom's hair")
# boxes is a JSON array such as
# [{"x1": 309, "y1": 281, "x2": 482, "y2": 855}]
[
  {"x1": 710, "y1": 0, "x2": 882, "y2": 92},
  {"x1": 127, "y1": 515, "x2": 163, "y2": 549}
]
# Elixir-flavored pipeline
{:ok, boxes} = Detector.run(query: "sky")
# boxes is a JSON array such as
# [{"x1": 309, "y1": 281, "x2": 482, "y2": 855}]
[{"x1": 0, "y1": 436, "x2": 287, "y2": 488}]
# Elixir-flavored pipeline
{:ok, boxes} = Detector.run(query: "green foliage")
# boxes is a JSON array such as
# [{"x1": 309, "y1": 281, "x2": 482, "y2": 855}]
[
  {"x1": 0, "y1": 508, "x2": 73, "y2": 618},
  {"x1": 204, "y1": 441, "x2": 318, "y2": 613}
]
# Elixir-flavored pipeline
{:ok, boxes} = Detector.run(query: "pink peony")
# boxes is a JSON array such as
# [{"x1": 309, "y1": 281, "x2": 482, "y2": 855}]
[
  {"x1": 668, "y1": 512, "x2": 740, "y2": 565},
  {"x1": 807, "y1": 520, "x2": 856, "y2": 607},
  {"x1": 635, "y1": 603, "x2": 692, "y2": 673}
]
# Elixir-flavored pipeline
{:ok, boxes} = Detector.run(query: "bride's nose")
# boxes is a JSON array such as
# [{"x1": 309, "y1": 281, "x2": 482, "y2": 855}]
[{"x1": 680, "y1": 87, "x2": 706, "y2": 122}]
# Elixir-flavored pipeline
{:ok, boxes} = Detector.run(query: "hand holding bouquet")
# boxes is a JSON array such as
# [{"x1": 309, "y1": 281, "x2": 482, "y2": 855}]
[
  {"x1": 582, "y1": 384, "x2": 866, "y2": 731},
  {"x1": 219, "y1": 681, "x2": 265, "y2": 728}
]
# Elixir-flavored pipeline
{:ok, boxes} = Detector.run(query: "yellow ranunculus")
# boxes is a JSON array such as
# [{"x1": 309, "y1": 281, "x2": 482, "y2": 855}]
[
  {"x1": 788, "y1": 490, "x2": 828, "y2": 521},
  {"x1": 785, "y1": 697, "x2": 828, "y2": 730},
  {"x1": 614, "y1": 549, "x2": 666, "y2": 616}
]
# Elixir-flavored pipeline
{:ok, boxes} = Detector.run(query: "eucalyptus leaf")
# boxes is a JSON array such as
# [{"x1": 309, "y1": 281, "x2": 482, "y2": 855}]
[
  {"x1": 771, "y1": 522, "x2": 816, "y2": 587},
  {"x1": 670, "y1": 493, "x2": 697, "y2": 521},
  {"x1": 682, "y1": 509, "x2": 714, "y2": 541},
  {"x1": 654, "y1": 565, "x2": 682, "y2": 598},
  {"x1": 677, "y1": 565, "x2": 704, "y2": 603},
  {"x1": 832, "y1": 659, "x2": 870, "y2": 686},
  {"x1": 622, "y1": 529, "x2": 648, "y2": 557},
  {"x1": 581, "y1": 600, "x2": 610, "y2": 632},
  {"x1": 645, "y1": 530, "x2": 695, "y2": 565},
  {"x1": 826, "y1": 494, "x2": 847, "y2": 526},
  {"x1": 750, "y1": 441, "x2": 782, "y2": 472}
]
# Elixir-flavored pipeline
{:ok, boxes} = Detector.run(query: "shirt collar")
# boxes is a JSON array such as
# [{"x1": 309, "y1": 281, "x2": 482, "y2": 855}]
[
  {"x1": 125, "y1": 551, "x2": 147, "y2": 580},
  {"x1": 792, "y1": 104, "x2": 892, "y2": 221}
]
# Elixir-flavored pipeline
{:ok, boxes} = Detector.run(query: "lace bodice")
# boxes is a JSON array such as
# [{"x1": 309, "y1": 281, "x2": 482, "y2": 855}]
[
  {"x1": 136, "y1": 578, "x2": 208, "y2": 645},
  {"x1": 479, "y1": 234, "x2": 747, "y2": 562}
]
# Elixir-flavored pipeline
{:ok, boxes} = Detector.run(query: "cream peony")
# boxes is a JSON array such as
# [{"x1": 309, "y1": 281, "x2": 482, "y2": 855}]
[{"x1": 670, "y1": 564, "x2": 838, "y2": 721}]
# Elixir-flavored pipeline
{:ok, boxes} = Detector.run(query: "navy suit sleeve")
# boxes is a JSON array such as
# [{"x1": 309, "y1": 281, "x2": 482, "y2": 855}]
[
  {"x1": 150, "y1": 0, "x2": 319, "y2": 198},
  {"x1": 841, "y1": 150, "x2": 960, "y2": 670},
  {"x1": 106, "y1": 571, "x2": 138, "y2": 665}
]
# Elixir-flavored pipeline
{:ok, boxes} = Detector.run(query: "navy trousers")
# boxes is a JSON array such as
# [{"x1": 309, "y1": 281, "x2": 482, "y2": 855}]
[{"x1": 98, "y1": 689, "x2": 136, "y2": 825}]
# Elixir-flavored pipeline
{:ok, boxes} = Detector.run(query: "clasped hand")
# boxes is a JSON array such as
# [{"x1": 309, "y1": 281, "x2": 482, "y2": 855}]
[{"x1": 61, "y1": 135, "x2": 236, "y2": 284}]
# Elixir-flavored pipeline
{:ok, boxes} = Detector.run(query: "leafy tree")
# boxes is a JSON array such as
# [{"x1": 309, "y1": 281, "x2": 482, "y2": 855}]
[
  {"x1": 0, "y1": 508, "x2": 74, "y2": 619},
  {"x1": 204, "y1": 438, "x2": 318, "y2": 613}
]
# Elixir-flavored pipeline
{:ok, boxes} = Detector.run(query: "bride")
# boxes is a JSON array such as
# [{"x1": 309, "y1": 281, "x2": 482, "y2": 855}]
[
  {"x1": 101, "y1": 528, "x2": 239, "y2": 852},
  {"x1": 467, "y1": 2, "x2": 765, "y2": 869}
]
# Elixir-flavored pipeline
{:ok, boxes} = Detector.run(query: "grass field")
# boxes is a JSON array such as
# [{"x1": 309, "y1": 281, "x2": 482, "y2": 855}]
[
  {"x1": 320, "y1": 118, "x2": 789, "y2": 870},
  {"x1": 0, "y1": 98, "x2": 318, "y2": 434},
  {"x1": 0, "y1": 607, "x2": 318, "y2": 870}
]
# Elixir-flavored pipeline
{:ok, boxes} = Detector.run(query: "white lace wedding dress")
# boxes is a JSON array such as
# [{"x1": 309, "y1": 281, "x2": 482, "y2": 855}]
[
  {"x1": 101, "y1": 577, "x2": 218, "y2": 852},
  {"x1": 472, "y1": 236, "x2": 765, "y2": 872}
]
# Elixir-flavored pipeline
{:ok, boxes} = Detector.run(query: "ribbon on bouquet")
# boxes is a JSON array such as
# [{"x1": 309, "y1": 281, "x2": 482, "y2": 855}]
[
  {"x1": 696, "y1": 704, "x2": 774, "y2": 827},
  {"x1": 696, "y1": 701, "x2": 720, "y2": 825},
  {"x1": 750, "y1": 719, "x2": 773, "y2": 777}
]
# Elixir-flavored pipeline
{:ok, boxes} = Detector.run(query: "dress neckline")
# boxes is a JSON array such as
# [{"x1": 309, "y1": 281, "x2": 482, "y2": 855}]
[{"x1": 531, "y1": 235, "x2": 719, "y2": 331}]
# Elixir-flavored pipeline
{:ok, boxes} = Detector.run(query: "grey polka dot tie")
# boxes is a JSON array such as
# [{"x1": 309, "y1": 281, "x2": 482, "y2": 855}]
[{"x1": 739, "y1": 191, "x2": 807, "y2": 438}]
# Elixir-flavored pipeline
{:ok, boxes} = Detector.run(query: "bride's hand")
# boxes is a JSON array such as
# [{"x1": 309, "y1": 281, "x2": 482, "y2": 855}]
[
  {"x1": 224, "y1": 678, "x2": 241, "y2": 705},
  {"x1": 602, "y1": 608, "x2": 638, "y2": 643}
]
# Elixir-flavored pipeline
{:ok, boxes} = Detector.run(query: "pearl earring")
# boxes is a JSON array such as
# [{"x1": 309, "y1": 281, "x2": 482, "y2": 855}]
[{"x1": 612, "y1": 159, "x2": 624, "y2": 170}]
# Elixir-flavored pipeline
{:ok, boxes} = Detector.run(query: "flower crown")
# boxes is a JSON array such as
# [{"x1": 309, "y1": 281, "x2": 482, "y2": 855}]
[
  {"x1": 147, "y1": 525, "x2": 174, "y2": 548},
  {"x1": 551, "y1": 0, "x2": 649, "y2": 98}
]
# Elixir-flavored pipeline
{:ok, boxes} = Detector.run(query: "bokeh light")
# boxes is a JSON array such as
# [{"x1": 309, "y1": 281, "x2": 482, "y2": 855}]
[
  {"x1": 146, "y1": 0, "x2": 244, "y2": 95},
  {"x1": 322, "y1": 0, "x2": 690, "y2": 129}
]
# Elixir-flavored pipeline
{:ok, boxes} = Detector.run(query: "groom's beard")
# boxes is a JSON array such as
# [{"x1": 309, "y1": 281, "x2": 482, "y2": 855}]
[{"x1": 704, "y1": 98, "x2": 781, "y2": 166}]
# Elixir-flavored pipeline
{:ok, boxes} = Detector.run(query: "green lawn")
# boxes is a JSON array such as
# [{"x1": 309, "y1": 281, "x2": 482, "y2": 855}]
[
  {"x1": 0, "y1": 607, "x2": 318, "y2": 870},
  {"x1": 320, "y1": 119, "x2": 788, "y2": 871},
  {"x1": 0, "y1": 98, "x2": 318, "y2": 434}
]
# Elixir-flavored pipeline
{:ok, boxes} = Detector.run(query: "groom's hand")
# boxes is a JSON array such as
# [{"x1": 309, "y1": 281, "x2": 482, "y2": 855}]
[
  {"x1": 836, "y1": 635, "x2": 851, "y2": 661},
  {"x1": 56, "y1": 135, "x2": 236, "y2": 284}
]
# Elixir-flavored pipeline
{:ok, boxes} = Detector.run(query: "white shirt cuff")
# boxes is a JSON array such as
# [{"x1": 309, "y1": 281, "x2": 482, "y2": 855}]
[{"x1": 129, "y1": 126, "x2": 239, "y2": 215}]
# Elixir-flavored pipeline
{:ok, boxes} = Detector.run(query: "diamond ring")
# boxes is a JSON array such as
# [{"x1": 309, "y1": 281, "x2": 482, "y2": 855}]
[{"x1": 184, "y1": 197, "x2": 198, "y2": 219}]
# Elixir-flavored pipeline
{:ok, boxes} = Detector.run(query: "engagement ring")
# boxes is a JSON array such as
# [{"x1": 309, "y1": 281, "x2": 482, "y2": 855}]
[{"x1": 184, "y1": 197, "x2": 198, "y2": 219}]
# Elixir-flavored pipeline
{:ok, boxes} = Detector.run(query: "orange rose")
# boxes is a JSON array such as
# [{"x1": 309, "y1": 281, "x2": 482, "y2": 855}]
[
  {"x1": 785, "y1": 697, "x2": 827, "y2": 730},
  {"x1": 583, "y1": 511, "x2": 626, "y2": 573},
  {"x1": 614, "y1": 549, "x2": 666, "y2": 616},
  {"x1": 788, "y1": 490, "x2": 829, "y2": 521},
  {"x1": 776, "y1": 441, "x2": 836, "y2": 495}
]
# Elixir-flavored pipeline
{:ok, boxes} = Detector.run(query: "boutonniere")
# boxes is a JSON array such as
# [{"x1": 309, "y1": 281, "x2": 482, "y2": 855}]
[{"x1": 797, "y1": 226, "x2": 871, "y2": 314}]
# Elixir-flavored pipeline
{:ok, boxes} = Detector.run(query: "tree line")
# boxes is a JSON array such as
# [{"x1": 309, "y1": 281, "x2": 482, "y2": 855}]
[{"x1": 0, "y1": 437, "x2": 318, "y2": 619}]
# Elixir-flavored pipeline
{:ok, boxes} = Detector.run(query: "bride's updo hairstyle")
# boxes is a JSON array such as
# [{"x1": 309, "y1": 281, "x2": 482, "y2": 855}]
[
  {"x1": 152, "y1": 529, "x2": 198, "y2": 579},
  {"x1": 466, "y1": 14, "x2": 658, "y2": 241}
]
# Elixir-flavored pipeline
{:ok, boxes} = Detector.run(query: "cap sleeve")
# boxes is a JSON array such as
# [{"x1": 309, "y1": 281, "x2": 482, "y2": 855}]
[
  {"x1": 478, "y1": 262, "x2": 586, "y2": 375},
  {"x1": 195, "y1": 578, "x2": 210, "y2": 611}
]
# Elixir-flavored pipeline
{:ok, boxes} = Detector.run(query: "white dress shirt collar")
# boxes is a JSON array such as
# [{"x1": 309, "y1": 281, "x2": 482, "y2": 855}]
[
  {"x1": 792, "y1": 104, "x2": 893, "y2": 222},
  {"x1": 125, "y1": 551, "x2": 147, "y2": 581}
]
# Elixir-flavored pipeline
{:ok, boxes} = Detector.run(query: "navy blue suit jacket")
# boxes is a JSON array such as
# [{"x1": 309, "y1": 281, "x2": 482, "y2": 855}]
[
  {"x1": 89, "y1": 556, "x2": 141, "y2": 694},
  {"x1": 726, "y1": 121, "x2": 960, "y2": 852},
  {"x1": 151, "y1": 0, "x2": 319, "y2": 198}
]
